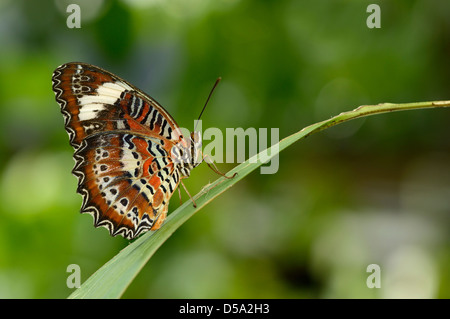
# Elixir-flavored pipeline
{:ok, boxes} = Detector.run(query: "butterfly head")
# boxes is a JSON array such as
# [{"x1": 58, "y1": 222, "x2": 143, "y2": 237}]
[
  {"x1": 190, "y1": 131, "x2": 202, "y2": 167},
  {"x1": 171, "y1": 131, "x2": 202, "y2": 177}
]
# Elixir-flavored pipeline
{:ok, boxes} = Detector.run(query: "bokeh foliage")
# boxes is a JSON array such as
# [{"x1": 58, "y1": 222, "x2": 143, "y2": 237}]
[{"x1": 0, "y1": 0, "x2": 449, "y2": 298}]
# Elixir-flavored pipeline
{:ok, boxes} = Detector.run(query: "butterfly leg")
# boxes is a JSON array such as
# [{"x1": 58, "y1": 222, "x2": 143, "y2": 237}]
[
  {"x1": 181, "y1": 180, "x2": 197, "y2": 208},
  {"x1": 178, "y1": 186, "x2": 183, "y2": 206},
  {"x1": 203, "y1": 154, "x2": 237, "y2": 179}
]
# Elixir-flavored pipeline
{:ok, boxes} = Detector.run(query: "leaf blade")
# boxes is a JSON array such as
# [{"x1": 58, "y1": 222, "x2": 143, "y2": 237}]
[{"x1": 69, "y1": 99, "x2": 450, "y2": 298}]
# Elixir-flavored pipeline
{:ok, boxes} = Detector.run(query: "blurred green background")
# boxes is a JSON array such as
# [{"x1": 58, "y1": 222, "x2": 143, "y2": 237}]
[{"x1": 0, "y1": 0, "x2": 449, "y2": 298}]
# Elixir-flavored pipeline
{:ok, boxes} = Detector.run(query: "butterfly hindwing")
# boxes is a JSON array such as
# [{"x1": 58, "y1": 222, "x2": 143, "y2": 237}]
[{"x1": 75, "y1": 133, "x2": 180, "y2": 239}]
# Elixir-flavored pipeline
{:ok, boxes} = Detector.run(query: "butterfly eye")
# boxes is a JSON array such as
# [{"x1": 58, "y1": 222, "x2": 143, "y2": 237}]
[{"x1": 190, "y1": 131, "x2": 201, "y2": 143}]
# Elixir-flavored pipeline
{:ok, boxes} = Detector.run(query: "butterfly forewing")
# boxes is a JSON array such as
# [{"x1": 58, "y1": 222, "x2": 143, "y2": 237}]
[{"x1": 52, "y1": 62, "x2": 186, "y2": 239}]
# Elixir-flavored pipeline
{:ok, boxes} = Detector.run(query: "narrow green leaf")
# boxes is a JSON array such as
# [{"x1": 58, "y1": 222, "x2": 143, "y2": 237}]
[{"x1": 69, "y1": 99, "x2": 450, "y2": 299}]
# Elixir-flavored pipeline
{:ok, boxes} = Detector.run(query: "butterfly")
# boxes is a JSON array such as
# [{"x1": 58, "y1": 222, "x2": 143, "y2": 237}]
[{"x1": 52, "y1": 62, "x2": 207, "y2": 239}]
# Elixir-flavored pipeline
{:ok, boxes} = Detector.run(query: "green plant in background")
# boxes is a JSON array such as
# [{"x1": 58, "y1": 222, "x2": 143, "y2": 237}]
[{"x1": 69, "y1": 100, "x2": 450, "y2": 299}]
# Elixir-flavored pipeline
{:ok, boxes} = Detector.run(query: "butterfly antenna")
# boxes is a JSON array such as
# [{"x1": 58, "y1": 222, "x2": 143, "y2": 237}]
[{"x1": 194, "y1": 77, "x2": 221, "y2": 132}]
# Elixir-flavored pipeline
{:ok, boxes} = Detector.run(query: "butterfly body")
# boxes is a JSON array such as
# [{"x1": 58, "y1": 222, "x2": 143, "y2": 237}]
[{"x1": 52, "y1": 62, "x2": 200, "y2": 239}]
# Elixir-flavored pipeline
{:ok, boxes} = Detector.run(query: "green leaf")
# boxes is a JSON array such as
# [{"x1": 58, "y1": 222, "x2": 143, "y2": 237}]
[{"x1": 68, "y1": 99, "x2": 450, "y2": 299}]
